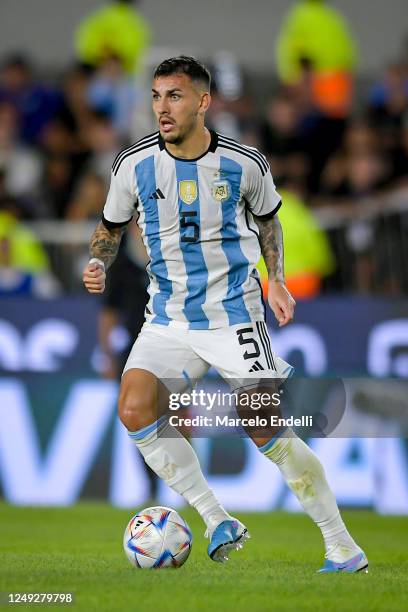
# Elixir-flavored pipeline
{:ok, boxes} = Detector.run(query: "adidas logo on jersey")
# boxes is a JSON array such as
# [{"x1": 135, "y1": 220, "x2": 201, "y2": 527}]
[
  {"x1": 149, "y1": 188, "x2": 165, "y2": 199},
  {"x1": 249, "y1": 360, "x2": 264, "y2": 372}
]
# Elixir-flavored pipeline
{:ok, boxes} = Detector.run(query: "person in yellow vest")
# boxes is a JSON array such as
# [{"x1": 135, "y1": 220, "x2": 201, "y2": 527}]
[
  {"x1": 0, "y1": 202, "x2": 60, "y2": 296},
  {"x1": 276, "y1": 0, "x2": 358, "y2": 118},
  {"x1": 74, "y1": 0, "x2": 151, "y2": 75},
  {"x1": 257, "y1": 186, "x2": 335, "y2": 300}
]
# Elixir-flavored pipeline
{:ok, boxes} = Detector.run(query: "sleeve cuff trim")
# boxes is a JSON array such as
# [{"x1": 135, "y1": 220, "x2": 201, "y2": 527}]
[
  {"x1": 253, "y1": 200, "x2": 282, "y2": 221},
  {"x1": 101, "y1": 214, "x2": 133, "y2": 230}
]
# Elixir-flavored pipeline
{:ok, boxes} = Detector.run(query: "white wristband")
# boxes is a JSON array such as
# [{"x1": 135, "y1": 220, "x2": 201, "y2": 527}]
[{"x1": 89, "y1": 258, "x2": 105, "y2": 271}]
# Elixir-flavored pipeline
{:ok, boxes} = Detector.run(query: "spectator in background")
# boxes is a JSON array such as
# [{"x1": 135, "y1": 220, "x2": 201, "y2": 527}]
[
  {"x1": 74, "y1": 0, "x2": 151, "y2": 75},
  {"x1": 40, "y1": 155, "x2": 74, "y2": 220},
  {"x1": 0, "y1": 102, "x2": 44, "y2": 217},
  {"x1": 276, "y1": 0, "x2": 358, "y2": 192},
  {"x1": 0, "y1": 55, "x2": 60, "y2": 145},
  {"x1": 81, "y1": 111, "x2": 121, "y2": 183},
  {"x1": 369, "y1": 63, "x2": 408, "y2": 131},
  {"x1": 392, "y1": 117, "x2": 408, "y2": 184},
  {"x1": 0, "y1": 197, "x2": 60, "y2": 297},
  {"x1": 87, "y1": 55, "x2": 139, "y2": 138},
  {"x1": 258, "y1": 94, "x2": 308, "y2": 187},
  {"x1": 276, "y1": 0, "x2": 357, "y2": 119},
  {"x1": 65, "y1": 172, "x2": 107, "y2": 220},
  {"x1": 40, "y1": 106, "x2": 120, "y2": 219},
  {"x1": 335, "y1": 151, "x2": 390, "y2": 199},
  {"x1": 39, "y1": 119, "x2": 79, "y2": 219},
  {"x1": 317, "y1": 120, "x2": 393, "y2": 294},
  {"x1": 65, "y1": 111, "x2": 120, "y2": 219},
  {"x1": 368, "y1": 63, "x2": 408, "y2": 170},
  {"x1": 319, "y1": 121, "x2": 392, "y2": 198},
  {"x1": 58, "y1": 64, "x2": 94, "y2": 144},
  {"x1": 39, "y1": 65, "x2": 98, "y2": 219},
  {"x1": 207, "y1": 52, "x2": 247, "y2": 141},
  {"x1": 257, "y1": 180, "x2": 335, "y2": 300}
]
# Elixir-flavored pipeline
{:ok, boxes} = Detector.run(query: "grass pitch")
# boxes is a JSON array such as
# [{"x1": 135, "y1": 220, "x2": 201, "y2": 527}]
[{"x1": 0, "y1": 503, "x2": 407, "y2": 612}]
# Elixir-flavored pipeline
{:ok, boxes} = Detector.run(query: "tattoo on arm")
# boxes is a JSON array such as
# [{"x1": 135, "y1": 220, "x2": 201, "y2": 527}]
[
  {"x1": 254, "y1": 214, "x2": 284, "y2": 283},
  {"x1": 89, "y1": 222, "x2": 124, "y2": 270}
]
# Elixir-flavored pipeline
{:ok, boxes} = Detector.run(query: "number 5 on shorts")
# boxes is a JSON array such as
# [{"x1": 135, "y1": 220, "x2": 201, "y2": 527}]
[{"x1": 236, "y1": 327, "x2": 260, "y2": 359}]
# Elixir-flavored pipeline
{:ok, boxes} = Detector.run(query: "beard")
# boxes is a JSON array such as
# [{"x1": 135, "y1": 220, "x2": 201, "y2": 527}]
[
  {"x1": 159, "y1": 114, "x2": 198, "y2": 145},
  {"x1": 160, "y1": 130, "x2": 182, "y2": 144}
]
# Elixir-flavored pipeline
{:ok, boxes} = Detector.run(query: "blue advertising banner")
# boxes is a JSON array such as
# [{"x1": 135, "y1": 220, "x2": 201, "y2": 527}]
[
  {"x1": 1, "y1": 373, "x2": 408, "y2": 513},
  {"x1": 0, "y1": 296, "x2": 407, "y2": 512},
  {"x1": 0, "y1": 295, "x2": 407, "y2": 375},
  {"x1": 0, "y1": 297, "x2": 99, "y2": 374}
]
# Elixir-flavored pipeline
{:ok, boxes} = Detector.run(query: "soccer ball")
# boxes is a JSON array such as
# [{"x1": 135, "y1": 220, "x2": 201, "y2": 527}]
[{"x1": 123, "y1": 506, "x2": 192, "y2": 569}]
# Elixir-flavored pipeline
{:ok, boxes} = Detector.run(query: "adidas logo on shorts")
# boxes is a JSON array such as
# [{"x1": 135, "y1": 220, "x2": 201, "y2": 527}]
[{"x1": 249, "y1": 360, "x2": 264, "y2": 372}]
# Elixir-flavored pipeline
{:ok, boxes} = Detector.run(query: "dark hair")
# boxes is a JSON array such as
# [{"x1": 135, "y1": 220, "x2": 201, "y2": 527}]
[
  {"x1": 1, "y1": 53, "x2": 31, "y2": 73},
  {"x1": 153, "y1": 56, "x2": 211, "y2": 90}
]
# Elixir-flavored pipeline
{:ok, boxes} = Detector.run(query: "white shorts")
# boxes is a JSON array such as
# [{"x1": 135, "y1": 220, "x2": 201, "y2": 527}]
[{"x1": 123, "y1": 321, "x2": 293, "y2": 391}]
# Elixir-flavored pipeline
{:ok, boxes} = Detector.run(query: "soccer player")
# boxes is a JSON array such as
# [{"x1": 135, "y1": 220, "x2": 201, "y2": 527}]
[{"x1": 83, "y1": 56, "x2": 367, "y2": 572}]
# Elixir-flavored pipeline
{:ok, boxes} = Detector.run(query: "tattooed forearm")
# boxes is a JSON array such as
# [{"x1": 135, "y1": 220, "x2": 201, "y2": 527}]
[
  {"x1": 254, "y1": 214, "x2": 284, "y2": 283},
  {"x1": 89, "y1": 222, "x2": 124, "y2": 269}
]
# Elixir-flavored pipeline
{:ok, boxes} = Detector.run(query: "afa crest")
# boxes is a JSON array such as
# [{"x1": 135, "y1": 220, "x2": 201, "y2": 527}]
[
  {"x1": 212, "y1": 180, "x2": 231, "y2": 202},
  {"x1": 179, "y1": 180, "x2": 198, "y2": 205}
]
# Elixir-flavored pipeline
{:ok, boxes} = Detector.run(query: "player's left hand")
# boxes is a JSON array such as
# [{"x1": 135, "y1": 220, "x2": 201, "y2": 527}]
[{"x1": 268, "y1": 281, "x2": 296, "y2": 327}]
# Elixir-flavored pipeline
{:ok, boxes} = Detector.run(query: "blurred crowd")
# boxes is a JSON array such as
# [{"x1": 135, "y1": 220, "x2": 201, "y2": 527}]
[{"x1": 0, "y1": 0, "x2": 407, "y2": 298}]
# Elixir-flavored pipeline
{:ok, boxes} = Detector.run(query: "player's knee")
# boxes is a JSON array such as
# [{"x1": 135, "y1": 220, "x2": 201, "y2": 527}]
[{"x1": 118, "y1": 385, "x2": 157, "y2": 432}]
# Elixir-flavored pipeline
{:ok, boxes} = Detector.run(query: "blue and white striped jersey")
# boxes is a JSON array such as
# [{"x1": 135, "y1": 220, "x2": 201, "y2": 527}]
[{"x1": 102, "y1": 130, "x2": 282, "y2": 329}]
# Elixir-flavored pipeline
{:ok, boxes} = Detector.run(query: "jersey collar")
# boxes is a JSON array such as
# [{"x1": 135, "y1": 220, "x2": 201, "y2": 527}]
[{"x1": 158, "y1": 129, "x2": 218, "y2": 161}]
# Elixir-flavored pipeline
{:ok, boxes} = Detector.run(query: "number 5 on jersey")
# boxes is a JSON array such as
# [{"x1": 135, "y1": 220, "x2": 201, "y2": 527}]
[{"x1": 180, "y1": 211, "x2": 199, "y2": 243}]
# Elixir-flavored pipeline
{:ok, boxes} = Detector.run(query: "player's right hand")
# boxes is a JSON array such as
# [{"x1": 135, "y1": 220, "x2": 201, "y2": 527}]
[{"x1": 83, "y1": 261, "x2": 106, "y2": 294}]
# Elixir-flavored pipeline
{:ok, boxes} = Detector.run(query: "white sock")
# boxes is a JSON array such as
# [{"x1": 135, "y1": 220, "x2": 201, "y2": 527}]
[
  {"x1": 129, "y1": 417, "x2": 231, "y2": 534},
  {"x1": 261, "y1": 429, "x2": 361, "y2": 562}
]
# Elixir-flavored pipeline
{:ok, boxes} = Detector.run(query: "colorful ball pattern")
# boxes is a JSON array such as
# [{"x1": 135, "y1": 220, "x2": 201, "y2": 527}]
[{"x1": 123, "y1": 506, "x2": 192, "y2": 569}]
